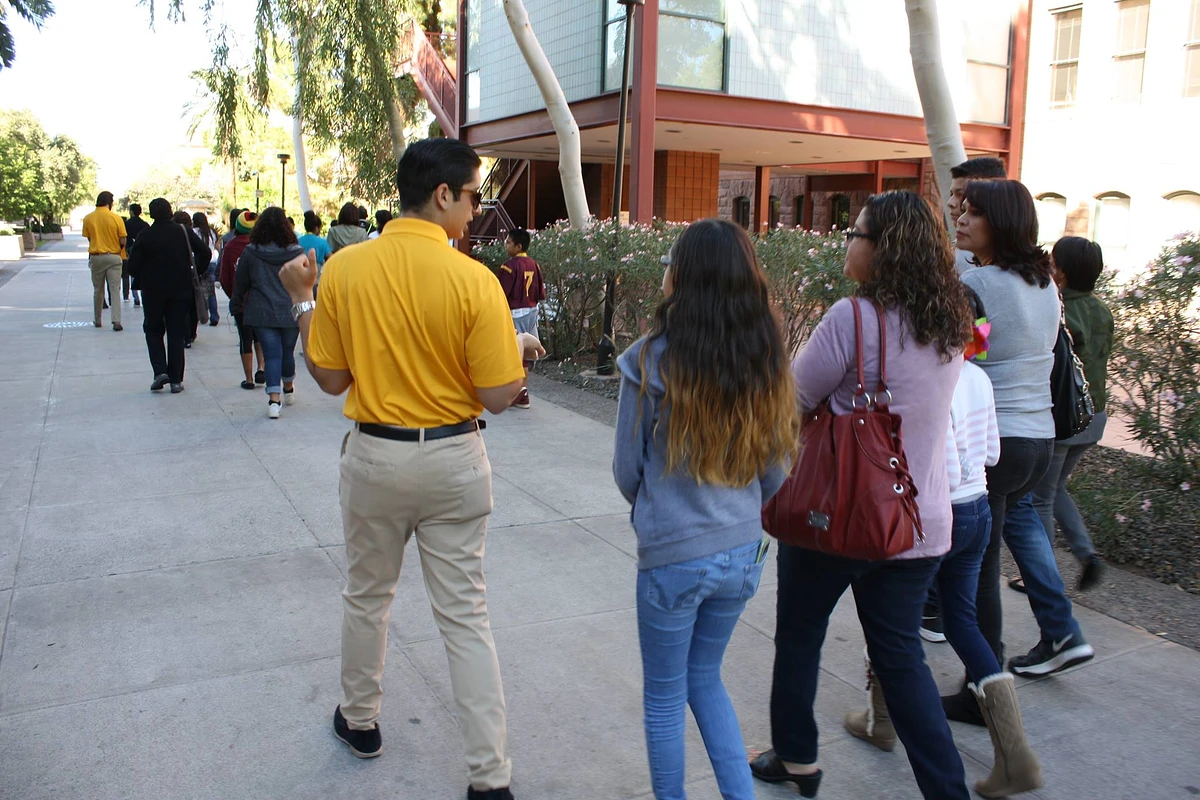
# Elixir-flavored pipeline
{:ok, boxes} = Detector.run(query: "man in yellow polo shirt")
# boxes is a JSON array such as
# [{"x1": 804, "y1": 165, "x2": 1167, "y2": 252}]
[
  {"x1": 279, "y1": 138, "x2": 542, "y2": 800},
  {"x1": 81, "y1": 191, "x2": 127, "y2": 331}
]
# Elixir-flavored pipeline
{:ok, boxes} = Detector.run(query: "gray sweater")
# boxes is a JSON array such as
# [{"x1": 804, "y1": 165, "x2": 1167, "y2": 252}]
[
  {"x1": 612, "y1": 336, "x2": 789, "y2": 570},
  {"x1": 961, "y1": 265, "x2": 1057, "y2": 439}
]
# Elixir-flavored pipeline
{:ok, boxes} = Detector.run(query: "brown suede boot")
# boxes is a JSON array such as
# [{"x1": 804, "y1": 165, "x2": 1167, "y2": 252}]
[
  {"x1": 971, "y1": 673, "x2": 1043, "y2": 797},
  {"x1": 843, "y1": 649, "x2": 896, "y2": 752}
]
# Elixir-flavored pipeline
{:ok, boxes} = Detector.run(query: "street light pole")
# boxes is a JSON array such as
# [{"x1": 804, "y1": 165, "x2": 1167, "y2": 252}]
[
  {"x1": 252, "y1": 171, "x2": 261, "y2": 213},
  {"x1": 596, "y1": 0, "x2": 643, "y2": 376},
  {"x1": 278, "y1": 154, "x2": 291, "y2": 214}
]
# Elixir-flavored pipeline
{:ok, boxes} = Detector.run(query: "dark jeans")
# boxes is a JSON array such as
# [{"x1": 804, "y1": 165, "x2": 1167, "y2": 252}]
[
  {"x1": 121, "y1": 260, "x2": 139, "y2": 301},
  {"x1": 255, "y1": 326, "x2": 299, "y2": 394},
  {"x1": 772, "y1": 545, "x2": 969, "y2": 800},
  {"x1": 977, "y1": 437, "x2": 1052, "y2": 660},
  {"x1": 937, "y1": 496, "x2": 1001, "y2": 684},
  {"x1": 142, "y1": 291, "x2": 190, "y2": 383},
  {"x1": 1031, "y1": 441, "x2": 1097, "y2": 564}
]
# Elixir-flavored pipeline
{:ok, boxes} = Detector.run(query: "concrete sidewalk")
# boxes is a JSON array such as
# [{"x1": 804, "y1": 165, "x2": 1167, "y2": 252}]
[{"x1": 1, "y1": 236, "x2": 1197, "y2": 800}]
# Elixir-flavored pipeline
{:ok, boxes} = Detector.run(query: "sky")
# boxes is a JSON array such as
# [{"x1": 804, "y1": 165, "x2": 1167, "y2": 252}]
[{"x1": 0, "y1": 0, "x2": 257, "y2": 194}]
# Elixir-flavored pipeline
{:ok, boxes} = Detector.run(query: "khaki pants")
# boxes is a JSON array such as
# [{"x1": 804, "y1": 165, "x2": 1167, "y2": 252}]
[
  {"x1": 339, "y1": 426, "x2": 511, "y2": 790},
  {"x1": 89, "y1": 254, "x2": 123, "y2": 325}
]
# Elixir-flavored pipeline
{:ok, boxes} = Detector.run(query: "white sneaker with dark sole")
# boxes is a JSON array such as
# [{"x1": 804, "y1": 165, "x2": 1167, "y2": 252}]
[
  {"x1": 1008, "y1": 634, "x2": 1095, "y2": 676},
  {"x1": 268, "y1": 402, "x2": 282, "y2": 419}
]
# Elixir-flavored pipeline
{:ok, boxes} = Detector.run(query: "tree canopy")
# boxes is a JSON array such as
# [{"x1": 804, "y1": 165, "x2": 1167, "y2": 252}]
[
  {"x1": 0, "y1": 0, "x2": 55, "y2": 71},
  {"x1": 0, "y1": 109, "x2": 95, "y2": 221}
]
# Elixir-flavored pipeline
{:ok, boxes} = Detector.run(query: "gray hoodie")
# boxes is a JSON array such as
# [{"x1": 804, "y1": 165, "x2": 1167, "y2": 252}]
[
  {"x1": 232, "y1": 243, "x2": 305, "y2": 328},
  {"x1": 613, "y1": 335, "x2": 789, "y2": 570},
  {"x1": 327, "y1": 224, "x2": 367, "y2": 254}
]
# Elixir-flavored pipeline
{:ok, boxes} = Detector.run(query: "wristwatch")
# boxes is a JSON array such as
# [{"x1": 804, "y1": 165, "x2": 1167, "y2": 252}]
[{"x1": 291, "y1": 299, "x2": 316, "y2": 321}]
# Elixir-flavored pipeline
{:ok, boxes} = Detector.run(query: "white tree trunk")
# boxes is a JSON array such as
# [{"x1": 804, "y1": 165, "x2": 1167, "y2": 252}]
[
  {"x1": 905, "y1": 0, "x2": 967, "y2": 227},
  {"x1": 291, "y1": 40, "x2": 313, "y2": 212},
  {"x1": 502, "y1": 0, "x2": 590, "y2": 229},
  {"x1": 387, "y1": 97, "x2": 407, "y2": 163}
]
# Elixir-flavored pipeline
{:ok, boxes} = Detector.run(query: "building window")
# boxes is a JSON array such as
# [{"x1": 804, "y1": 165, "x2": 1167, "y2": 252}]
[
  {"x1": 733, "y1": 196, "x2": 751, "y2": 229},
  {"x1": 1051, "y1": 7, "x2": 1083, "y2": 107},
  {"x1": 1035, "y1": 193, "x2": 1068, "y2": 244},
  {"x1": 603, "y1": 0, "x2": 633, "y2": 92},
  {"x1": 1094, "y1": 193, "x2": 1132, "y2": 267},
  {"x1": 768, "y1": 195, "x2": 781, "y2": 230},
  {"x1": 1186, "y1": 0, "x2": 1200, "y2": 97},
  {"x1": 1113, "y1": 0, "x2": 1150, "y2": 102},
  {"x1": 658, "y1": 0, "x2": 726, "y2": 91},
  {"x1": 795, "y1": 196, "x2": 806, "y2": 228},
  {"x1": 1165, "y1": 191, "x2": 1200, "y2": 237},
  {"x1": 964, "y1": 9, "x2": 1013, "y2": 123},
  {"x1": 831, "y1": 195, "x2": 851, "y2": 231}
]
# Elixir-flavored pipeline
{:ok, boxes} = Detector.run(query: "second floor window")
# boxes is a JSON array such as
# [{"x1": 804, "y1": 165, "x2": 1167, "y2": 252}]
[
  {"x1": 1051, "y1": 7, "x2": 1083, "y2": 107},
  {"x1": 1113, "y1": 0, "x2": 1150, "y2": 102},
  {"x1": 1187, "y1": 0, "x2": 1200, "y2": 96},
  {"x1": 659, "y1": 0, "x2": 726, "y2": 91}
]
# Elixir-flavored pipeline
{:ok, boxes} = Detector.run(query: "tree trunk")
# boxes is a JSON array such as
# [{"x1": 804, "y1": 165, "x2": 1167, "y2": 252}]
[
  {"x1": 501, "y1": 0, "x2": 590, "y2": 230},
  {"x1": 291, "y1": 39, "x2": 313, "y2": 213},
  {"x1": 904, "y1": 0, "x2": 967, "y2": 228},
  {"x1": 387, "y1": 96, "x2": 407, "y2": 163}
]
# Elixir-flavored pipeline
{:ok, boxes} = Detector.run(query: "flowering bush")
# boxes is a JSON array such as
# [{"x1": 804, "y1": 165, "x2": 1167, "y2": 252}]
[
  {"x1": 1108, "y1": 231, "x2": 1200, "y2": 480},
  {"x1": 474, "y1": 221, "x2": 853, "y2": 360}
]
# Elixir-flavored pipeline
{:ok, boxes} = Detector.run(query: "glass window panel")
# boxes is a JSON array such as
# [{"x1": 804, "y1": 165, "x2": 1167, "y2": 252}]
[
  {"x1": 964, "y1": 14, "x2": 1012, "y2": 66},
  {"x1": 1113, "y1": 55, "x2": 1145, "y2": 102},
  {"x1": 1053, "y1": 10, "x2": 1082, "y2": 62},
  {"x1": 1051, "y1": 63, "x2": 1078, "y2": 105},
  {"x1": 733, "y1": 197, "x2": 750, "y2": 229},
  {"x1": 1096, "y1": 196, "x2": 1131, "y2": 248},
  {"x1": 466, "y1": 70, "x2": 481, "y2": 124},
  {"x1": 1115, "y1": 0, "x2": 1150, "y2": 53},
  {"x1": 1036, "y1": 196, "x2": 1067, "y2": 244},
  {"x1": 1187, "y1": 47, "x2": 1200, "y2": 97},
  {"x1": 1167, "y1": 194, "x2": 1200, "y2": 236},
  {"x1": 658, "y1": 16, "x2": 724, "y2": 90},
  {"x1": 768, "y1": 196, "x2": 781, "y2": 229},
  {"x1": 607, "y1": 0, "x2": 623, "y2": 22},
  {"x1": 966, "y1": 62, "x2": 1009, "y2": 123},
  {"x1": 604, "y1": 20, "x2": 632, "y2": 91},
  {"x1": 661, "y1": 0, "x2": 724, "y2": 21}
]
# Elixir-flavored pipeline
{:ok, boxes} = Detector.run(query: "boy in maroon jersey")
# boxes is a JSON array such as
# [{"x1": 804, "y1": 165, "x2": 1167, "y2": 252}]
[{"x1": 497, "y1": 228, "x2": 545, "y2": 408}]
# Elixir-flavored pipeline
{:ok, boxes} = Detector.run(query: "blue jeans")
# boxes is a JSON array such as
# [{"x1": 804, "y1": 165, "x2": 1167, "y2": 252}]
[
  {"x1": 637, "y1": 540, "x2": 765, "y2": 800},
  {"x1": 936, "y1": 496, "x2": 1001, "y2": 684},
  {"x1": 1003, "y1": 493, "x2": 1082, "y2": 643},
  {"x1": 207, "y1": 287, "x2": 220, "y2": 324},
  {"x1": 771, "y1": 545, "x2": 969, "y2": 800},
  {"x1": 254, "y1": 326, "x2": 299, "y2": 395},
  {"x1": 1031, "y1": 441, "x2": 1097, "y2": 563}
]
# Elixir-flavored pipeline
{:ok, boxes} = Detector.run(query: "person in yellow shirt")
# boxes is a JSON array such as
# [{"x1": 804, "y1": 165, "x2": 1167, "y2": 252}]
[
  {"x1": 81, "y1": 191, "x2": 128, "y2": 331},
  {"x1": 278, "y1": 138, "x2": 542, "y2": 800}
]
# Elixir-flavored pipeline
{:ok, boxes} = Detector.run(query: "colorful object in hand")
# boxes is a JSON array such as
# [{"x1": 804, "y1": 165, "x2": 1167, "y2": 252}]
[{"x1": 964, "y1": 315, "x2": 991, "y2": 362}]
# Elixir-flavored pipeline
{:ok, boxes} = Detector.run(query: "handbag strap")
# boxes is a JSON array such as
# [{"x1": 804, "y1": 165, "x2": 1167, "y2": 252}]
[
  {"x1": 850, "y1": 298, "x2": 891, "y2": 410},
  {"x1": 180, "y1": 224, "x2": 195, "y2": 269}
]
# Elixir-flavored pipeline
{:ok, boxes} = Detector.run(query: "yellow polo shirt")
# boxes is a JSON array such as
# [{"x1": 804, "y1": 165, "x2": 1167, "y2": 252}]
[
  {"x1": 307, "y1": 217, "x2": 525, "y2": 427},
  {"x1": 81, "y1": 207, "x2": 127, "y2": 256}
]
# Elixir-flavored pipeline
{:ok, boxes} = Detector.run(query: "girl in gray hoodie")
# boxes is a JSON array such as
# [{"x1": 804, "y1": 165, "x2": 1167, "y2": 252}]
[{"x1": 613, "y1": 219, "x2": 798, "y2": 800}]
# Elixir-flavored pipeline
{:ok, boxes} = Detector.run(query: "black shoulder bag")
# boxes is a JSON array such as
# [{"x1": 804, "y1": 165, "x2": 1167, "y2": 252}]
[{"x1": 1050, "y1": 299, "x2": 1094, "y2": 440}]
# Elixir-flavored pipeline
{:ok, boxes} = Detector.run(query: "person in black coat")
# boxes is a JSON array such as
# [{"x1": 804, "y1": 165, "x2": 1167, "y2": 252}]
[{"x1": 126, "y1": 198, "x2": 211, "y2": 393}]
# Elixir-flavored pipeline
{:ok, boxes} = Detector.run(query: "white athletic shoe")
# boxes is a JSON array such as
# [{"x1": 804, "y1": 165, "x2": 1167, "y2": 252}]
[{"x1": 268, "y1": 402, "x2": 282, "y2": 419}]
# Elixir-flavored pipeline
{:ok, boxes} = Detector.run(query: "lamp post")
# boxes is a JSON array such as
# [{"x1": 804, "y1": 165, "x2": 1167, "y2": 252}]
[
  {"x1": 251, "y1": 171, "x2": 261, "y2": 213},
  {"x1": 596, "y1": 0, "x2": 643, "y2": 376},
  {"x1": 278, "y1": 154, "x2": 291, "y2": 214}
]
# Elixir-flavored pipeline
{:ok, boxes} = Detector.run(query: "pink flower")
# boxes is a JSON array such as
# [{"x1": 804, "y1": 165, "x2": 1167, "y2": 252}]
[
  {"x1": 1182, "y1": 482, "x2": 1191, "y2": 492},
  {"x1": 1141, "y1": 498, "x2": 1152, "y2": 512},
  {"x1": 1115, "y1": 513, "x2": 1128, "y2": 523},
  {"x1": 1173, "y1": 255, "x2": 1194, "y2": 267}
]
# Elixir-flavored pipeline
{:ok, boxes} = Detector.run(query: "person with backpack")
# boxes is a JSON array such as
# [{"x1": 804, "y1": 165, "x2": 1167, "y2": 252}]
[{"x1": 613, "y1": 218, "x2": 798, "y2": 800}]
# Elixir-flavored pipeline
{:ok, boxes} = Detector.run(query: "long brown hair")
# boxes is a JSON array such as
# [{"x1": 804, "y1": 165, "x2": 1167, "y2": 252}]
[
  {"x1": 640, "y1": 218, "x2": 800, "y2": 487},
  {"x1": 963, "y1": 179, "x2": 1053, "y2": 287},
  {"x1": 858, "y1": 191, "x2": 971, "y2": 361}
]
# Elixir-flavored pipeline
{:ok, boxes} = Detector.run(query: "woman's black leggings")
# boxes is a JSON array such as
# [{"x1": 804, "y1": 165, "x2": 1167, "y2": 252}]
[{"x1": 233, "y1": 311, "x2": 257, "y2": 355}]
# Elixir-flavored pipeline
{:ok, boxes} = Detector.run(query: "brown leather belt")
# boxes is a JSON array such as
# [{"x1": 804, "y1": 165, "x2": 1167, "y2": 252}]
[{"x1": 357, "y1": 419, "x2": 485, "y2": 442}]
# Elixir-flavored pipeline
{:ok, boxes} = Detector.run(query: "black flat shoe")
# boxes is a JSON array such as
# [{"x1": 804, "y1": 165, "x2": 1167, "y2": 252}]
[
  {"x1": 749, "y1": 749, "x2": 822, "y2": 797},
  {"x1": 942, "y1": 682, "x2": 985, "y2": 727},
  {"x1": 1008, "y1": 575, "x2": 1026, "y2": 593},
  {"x1": 254, "y1": 369, "x2": 266, "y2": 384},
  {"x1": 240, "y1": 380, "x2": 255, "y2": 390}
]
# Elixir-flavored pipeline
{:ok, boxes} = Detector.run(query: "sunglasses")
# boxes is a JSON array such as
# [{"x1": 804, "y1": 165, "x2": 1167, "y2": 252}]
[
  {"x1": 452, "y1": 187, "x2": 483, "y2": 210},
  {"x1": 845, "y1": 230, "x2": 877, "y2": 242}
]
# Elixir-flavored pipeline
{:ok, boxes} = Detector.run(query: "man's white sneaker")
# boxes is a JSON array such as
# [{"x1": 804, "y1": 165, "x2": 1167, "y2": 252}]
[{"x1": 268, "y1": 402, "x2": 282, "y2": 419}]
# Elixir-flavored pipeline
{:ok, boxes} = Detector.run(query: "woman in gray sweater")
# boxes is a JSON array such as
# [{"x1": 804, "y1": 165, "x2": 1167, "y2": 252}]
[
  {"x1": 946, "y1": 180, "x2": 1093, "y2": 724},
  {"x1": 232, "y1": 207, "x2": 305, "y2": 419}
]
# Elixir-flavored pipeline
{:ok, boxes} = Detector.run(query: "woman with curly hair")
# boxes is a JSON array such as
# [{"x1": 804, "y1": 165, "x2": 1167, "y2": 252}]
[
  {"x1": 750, "y1": 191, "x2": 973, "y2": 800},
  {"x1": 613, "y1": 218, "x2": 799, "y2": 799},
  {"x1": 947, "y1": 180, "x2": 1093, "y2": 702}
]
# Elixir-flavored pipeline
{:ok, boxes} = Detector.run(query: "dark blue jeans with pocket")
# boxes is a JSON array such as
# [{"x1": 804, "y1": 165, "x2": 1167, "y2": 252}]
[
  {"x1": 771, "y1": 544, "x2": 969, "y2": 800},
  {"x1": 937, "y1": 495, "x2": 1002, "y2": 684},
  {"x1": 637, "y1": 540, "x2": 766, "y2": 800}
]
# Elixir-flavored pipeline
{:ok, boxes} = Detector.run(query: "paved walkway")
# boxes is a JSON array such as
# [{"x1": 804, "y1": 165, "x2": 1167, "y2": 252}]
[{"x1": 1, "y1": 236, "x2": 1198, "y2": 800}]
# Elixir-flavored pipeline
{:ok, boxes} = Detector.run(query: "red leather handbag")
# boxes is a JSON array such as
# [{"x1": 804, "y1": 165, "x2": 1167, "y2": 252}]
[{"x1": 763, "y1": 299, "x2": 923, "y2": 561}]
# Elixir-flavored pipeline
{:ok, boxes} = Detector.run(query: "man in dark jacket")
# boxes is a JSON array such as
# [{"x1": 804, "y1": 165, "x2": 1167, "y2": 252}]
[
  {"x1": 123, "y1": 203, "x2": 150, "y2": 306},
  {"x1": 126, "y1": 198, "x2": 211, "y2": 393}
]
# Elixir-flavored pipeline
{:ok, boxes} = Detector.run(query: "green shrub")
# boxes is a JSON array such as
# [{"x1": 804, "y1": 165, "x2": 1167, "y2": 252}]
[
  {"x1": 40, "y1": 222, "x2": 62, "y2": 234},
  {"x1": 0, "y1": 228, "x2": 14, "y2": 236},
  {"x1": 474, "y1": 222, "x2": 853, "y2": 360},
  {"x1": 1108, "y1": 232, "x2": 1200, "y2": 480}
]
